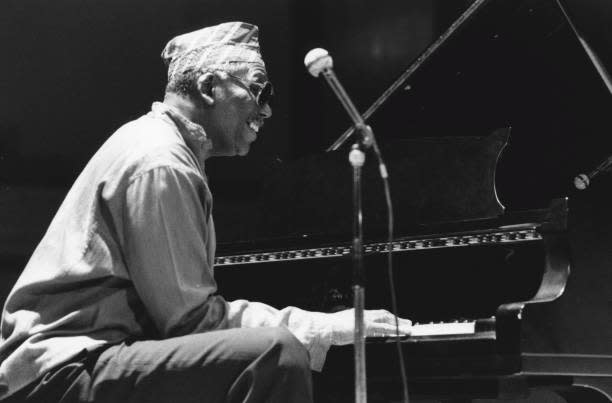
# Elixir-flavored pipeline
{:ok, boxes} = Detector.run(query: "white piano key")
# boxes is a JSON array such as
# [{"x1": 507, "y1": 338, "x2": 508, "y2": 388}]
[{"x1": 411, "y1": 321, "x2": 476, "y2": 336}]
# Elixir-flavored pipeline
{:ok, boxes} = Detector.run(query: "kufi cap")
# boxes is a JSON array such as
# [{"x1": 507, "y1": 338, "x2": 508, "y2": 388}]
[{"x1": 162, "y1": 22, "x2": 265, "y2": 81}]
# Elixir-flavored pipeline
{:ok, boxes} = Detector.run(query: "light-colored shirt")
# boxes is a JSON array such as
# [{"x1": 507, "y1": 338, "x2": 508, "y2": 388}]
[{"x1": 0, "y1": 102, "x2": 332, "y2": 399}]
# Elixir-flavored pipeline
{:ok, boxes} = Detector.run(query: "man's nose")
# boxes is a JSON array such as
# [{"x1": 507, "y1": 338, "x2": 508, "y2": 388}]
[{"x1": 259, "y1": 103, "x2": 272, "y2": 119}]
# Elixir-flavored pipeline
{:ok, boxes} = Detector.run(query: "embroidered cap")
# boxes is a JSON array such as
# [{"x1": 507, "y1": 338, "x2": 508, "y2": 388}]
[{"x1": 162, "y1": 22, "x2": 266, "y2": 81}]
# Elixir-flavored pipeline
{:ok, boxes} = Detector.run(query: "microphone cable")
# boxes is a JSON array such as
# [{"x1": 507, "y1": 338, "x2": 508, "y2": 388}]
[{"x1": 368, "y1": 135, "x2": 410, "y2": 403}]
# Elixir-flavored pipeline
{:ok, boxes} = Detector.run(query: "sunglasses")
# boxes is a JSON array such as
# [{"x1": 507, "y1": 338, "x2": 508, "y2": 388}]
[{"x1": 225, "y1": 73, "x2": 274, "y2": 108}]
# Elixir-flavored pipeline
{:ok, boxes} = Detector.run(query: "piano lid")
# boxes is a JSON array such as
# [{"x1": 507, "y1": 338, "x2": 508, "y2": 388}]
[
  {"x1": 255, "y1": 128, "x2": 509, "y2": 241},
  {"x1": 355, "y1": 0, "x2": 612, "y2": 211},
  {"x1": 210, "y1": 0, "x2": 612, "y2": 245},
  {"x1": 248, "y1": 0, "x2": 612, "y2": 242}
]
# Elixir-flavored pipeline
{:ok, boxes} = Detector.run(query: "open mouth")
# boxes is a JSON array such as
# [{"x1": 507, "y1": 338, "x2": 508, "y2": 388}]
[
  {"x1": 248, "y1": 120, "x2": 261, "y2": 133},
  {"x1": 247, "y1": 117, "x2": 263, "y2": 137}
]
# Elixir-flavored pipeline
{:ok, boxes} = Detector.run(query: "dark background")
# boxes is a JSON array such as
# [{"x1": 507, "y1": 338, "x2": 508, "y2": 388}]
[{"x1": 2, "y1": 0, "x2": 612, "y2": 299}]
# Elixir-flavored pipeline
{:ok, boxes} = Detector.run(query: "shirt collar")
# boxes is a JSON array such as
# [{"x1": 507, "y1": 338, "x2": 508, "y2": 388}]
[{"x1": 150, "y1": 102, "x2": 212, "y2": 164}]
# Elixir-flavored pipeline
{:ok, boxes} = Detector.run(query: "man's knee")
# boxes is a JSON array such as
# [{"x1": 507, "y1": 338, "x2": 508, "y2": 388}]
[
  {"x1": 265, "y1": 327, "x2": 311, "y2": 373},
  {"x1": 260, "y1": 327, "x2": 313, "y2": 402},
  {"x1": 226, "y1": 328, "x2": 313, "y2": 403}
]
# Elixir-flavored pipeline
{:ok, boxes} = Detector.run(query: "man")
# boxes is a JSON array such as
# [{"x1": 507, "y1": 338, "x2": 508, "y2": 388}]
[{"x1": 0, "y1": 22, "x2": 411, "y2": 402}]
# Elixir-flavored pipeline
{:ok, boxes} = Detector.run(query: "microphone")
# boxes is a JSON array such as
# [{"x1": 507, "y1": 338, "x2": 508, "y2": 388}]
[
  {"x1": 304, "y1": 48, "x2": 372, "y2": 147},
  {"x1": 573, "y1": 155, "x2": 612, "y2": 190}
]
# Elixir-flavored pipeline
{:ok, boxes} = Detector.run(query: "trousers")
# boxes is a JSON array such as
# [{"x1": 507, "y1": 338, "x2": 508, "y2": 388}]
[{"x1": 4, "y1": 327, "x2": 313, "y2": 403}]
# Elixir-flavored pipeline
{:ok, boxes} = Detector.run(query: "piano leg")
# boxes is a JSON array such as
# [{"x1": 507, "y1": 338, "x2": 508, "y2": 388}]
[
  {"x1": 312, "y1": 373, "x2": 612, "y2": 402},
  {"x1": 477, "y1": 377, "x2": 612, "y2": 403},
  {"x1": 554, "y1": 377, "x2": 612, "y2": 403}
]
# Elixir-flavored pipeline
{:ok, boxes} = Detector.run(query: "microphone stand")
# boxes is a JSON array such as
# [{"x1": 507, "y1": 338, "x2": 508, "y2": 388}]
[
  {"x1": 316, "y1": 67, "x2": 375, "y2": 403},
  {"x1": 348, "y1": 124, "x2": 373, "y2": 403},
  {"x1": 319, "y1": 70, "x2": 375, "y2": 403},
  {"x1": 555, "y1": 0, "x2": 612, "y2": 94},
  {"x1": 305, "y1": 54, "x2": 379, "y2": 403}
]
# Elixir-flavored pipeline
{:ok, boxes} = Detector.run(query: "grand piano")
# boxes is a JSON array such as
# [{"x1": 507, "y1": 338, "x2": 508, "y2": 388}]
[{"x1": 213, "y1": 0, "x2": 612, "y2": 401}]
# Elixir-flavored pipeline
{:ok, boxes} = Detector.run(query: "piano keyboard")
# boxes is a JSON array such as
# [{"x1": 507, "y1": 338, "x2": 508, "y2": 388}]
[
  {"x1": 215, "y1": 227, "x2": 541, "y2": 267},
  {"x1": 367, "y1": 317, "x2": 496, "y2": 343}
]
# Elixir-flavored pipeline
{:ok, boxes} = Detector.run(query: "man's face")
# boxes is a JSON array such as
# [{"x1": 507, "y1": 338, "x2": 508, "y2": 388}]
[{"x1": 206, "y1": 66, "x2": 272, "y2": 157}]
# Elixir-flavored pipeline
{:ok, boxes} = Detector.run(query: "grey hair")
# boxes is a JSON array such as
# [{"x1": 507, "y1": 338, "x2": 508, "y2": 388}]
[{"x1": 164, "y1": 61, "x2": 253, "y2": 97}]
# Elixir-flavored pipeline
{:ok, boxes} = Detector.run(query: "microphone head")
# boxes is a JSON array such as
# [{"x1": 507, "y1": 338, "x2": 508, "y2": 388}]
[
  {"x1": 304, "y1": 48, "x2": 333, "y2": 77},
  {"x1": 573, "y1": 173, "x2": 590, "y2": 190}
]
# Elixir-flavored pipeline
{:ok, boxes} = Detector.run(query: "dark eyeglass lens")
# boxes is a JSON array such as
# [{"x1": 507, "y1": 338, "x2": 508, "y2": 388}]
[{"x1": 257, "y1": 82, "x2": 273, "y2": 106}]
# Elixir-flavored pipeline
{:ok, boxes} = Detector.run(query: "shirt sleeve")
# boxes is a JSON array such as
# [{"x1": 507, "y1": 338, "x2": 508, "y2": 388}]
[
  {"x1": 123, "y1": 164, "x2": 334, "y2": 370},
  {"x1": 123, "y1": 165, "x2": 229, "y2": 337},
  {"x1": 226, "y1": 300, "x2": 334, "y2": 371}
]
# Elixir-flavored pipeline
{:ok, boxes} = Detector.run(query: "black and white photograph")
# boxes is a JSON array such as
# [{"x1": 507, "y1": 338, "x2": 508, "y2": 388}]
[{"x1": 2, "y1": 0, "x2": 612, "y2": 402}]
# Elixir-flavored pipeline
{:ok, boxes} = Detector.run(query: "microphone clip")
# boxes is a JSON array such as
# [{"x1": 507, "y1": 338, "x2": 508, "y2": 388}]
[{"x1": 354, "y1": 123, "x2": 374, "y2": 149}]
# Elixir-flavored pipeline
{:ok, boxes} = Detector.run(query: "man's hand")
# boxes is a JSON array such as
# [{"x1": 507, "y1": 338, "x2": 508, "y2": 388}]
[{"x1": 327, "y1": 309, "x2": 412, "y2": 345}]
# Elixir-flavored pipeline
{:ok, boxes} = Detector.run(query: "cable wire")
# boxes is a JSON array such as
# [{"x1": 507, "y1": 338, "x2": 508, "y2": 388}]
[{"x1": 370, "y1": 139, "x2": 410, "y2": 403}]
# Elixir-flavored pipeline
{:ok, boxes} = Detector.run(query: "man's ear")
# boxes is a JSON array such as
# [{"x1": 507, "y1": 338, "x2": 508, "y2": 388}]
[{"x1": 197, "y1": 72, "x2": 216, "y2": 106}]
